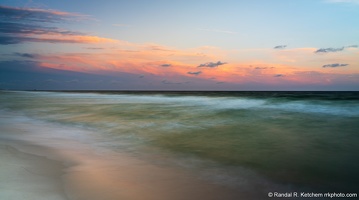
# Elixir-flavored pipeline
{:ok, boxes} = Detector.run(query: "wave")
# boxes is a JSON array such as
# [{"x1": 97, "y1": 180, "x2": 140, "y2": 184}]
[{"x1": 2, "y1": 91, "x2": 358, "y2": 117}]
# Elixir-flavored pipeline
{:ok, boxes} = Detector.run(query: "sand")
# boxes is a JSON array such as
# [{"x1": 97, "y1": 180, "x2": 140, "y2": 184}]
[
  {"x1": 0, "y1": 112, "x2": 253, "y2": 200},
  {"x1": 0, "y1": 143, "x2": 67, "y2": 200}
]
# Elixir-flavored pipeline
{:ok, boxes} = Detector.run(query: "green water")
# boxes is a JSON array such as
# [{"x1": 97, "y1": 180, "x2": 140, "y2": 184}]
[
  {"x1": 154, "y1": 111, "x2": 359, "y2": 189},
  {"x1": 1, "y1": 90, "x2": 358, "y2": 192}
]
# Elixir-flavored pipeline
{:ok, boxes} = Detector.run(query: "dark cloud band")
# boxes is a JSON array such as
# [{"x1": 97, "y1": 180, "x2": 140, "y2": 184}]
[
  {"x1": 0, "y1": 5, "x2": 81, "y2": 23},
  {"x1": 0, "y1": 5, "x2": 91, "y2": 45}
]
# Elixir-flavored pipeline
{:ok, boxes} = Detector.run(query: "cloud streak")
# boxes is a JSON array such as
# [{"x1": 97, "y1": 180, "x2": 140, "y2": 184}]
[
  {"x1": 274, "y1": 74, "x2": 284, "y2": 77},
  {"x1": 160, "y1": 63, "x2": 171, "y2": 67},
  {"x1": 274, "y1": 45, "x2": 287, "y2": 49},
  {"x1": 198, "y1": 61, "x2": 227, "y2": 68},
  {"x1": 0, "y1": 22, "x2": 83, "y2": 35},
  {"x1": 322, "y1": 63, "x2": 349, "y2": 68},
  {"x1": 314, "y1": 45, "x2": 357, "y2": 53},
  {"x1": 314, "y1": 47, "x2": 344, "y2": 53},
  {"x1": 254, "y1": 66, "x2": 274, "y2": 70},
  {"x1": 187, "y1": 71, "x2": 202, "y2": 76},
  {"x1": 0, "y1": 34, "x2": 116, "y2": 45},
  {"x1": 13, "y1": 52, "x2": 39, "y2": 58}
]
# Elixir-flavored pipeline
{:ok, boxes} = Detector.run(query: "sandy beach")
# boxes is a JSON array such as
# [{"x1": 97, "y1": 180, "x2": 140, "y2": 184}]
[{"x1": 0, "y1": 111, "x2": 250, "y2": 200}]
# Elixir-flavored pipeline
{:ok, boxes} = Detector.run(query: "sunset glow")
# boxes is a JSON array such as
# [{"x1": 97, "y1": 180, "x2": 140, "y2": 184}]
[{"x1": 1, "y1": 1, "x2": 358, "y2": 90}]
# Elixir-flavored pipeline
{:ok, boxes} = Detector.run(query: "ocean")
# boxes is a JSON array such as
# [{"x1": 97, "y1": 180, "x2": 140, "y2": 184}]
[{"x1": 1, "y1": 90, "x2": 358, "y2": 198}]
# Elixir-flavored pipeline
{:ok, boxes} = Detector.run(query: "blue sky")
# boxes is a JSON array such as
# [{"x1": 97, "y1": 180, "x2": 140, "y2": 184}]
[{"x1": 0, "y1": 0, "x2": 358, "y2": 90}]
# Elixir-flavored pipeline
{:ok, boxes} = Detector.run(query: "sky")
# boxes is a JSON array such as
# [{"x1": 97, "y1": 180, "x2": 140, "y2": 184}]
[{"x1": 0, "y1": 0, "x2": 358, "y2": 91}]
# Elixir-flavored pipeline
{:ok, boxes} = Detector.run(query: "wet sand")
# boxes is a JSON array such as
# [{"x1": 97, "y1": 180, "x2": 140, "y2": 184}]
[
  {"x1": 0, "y1": 143, "x2": 67, "y2": 200},
  {"x1": 0, "y1": 113, "x2": 255, "y2": 200}
]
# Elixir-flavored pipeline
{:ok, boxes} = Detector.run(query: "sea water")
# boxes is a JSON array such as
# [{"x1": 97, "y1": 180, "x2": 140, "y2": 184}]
[{"x1": 1, "y1": 90, "x2": 358, "y2": 194}]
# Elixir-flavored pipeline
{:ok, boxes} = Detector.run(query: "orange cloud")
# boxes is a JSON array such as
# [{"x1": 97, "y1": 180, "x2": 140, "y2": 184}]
[
  {"x1": 33, "y1": 42, "x2": 359, "y2": 88},
  {"x1": 34, "y1": 34, "x2": 118, "y2": 44}
]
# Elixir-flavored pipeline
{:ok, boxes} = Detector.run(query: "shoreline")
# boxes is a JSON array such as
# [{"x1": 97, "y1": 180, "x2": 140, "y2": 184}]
[{"x1": 0, "y1": 111, "x2": 254, "y2": 200}]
